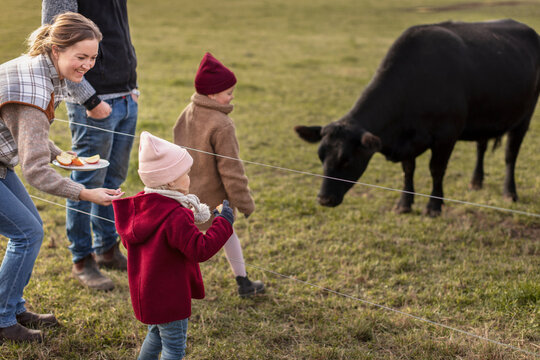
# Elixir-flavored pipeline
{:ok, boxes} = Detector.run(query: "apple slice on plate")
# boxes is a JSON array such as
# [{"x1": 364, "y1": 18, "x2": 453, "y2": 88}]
[
  {"x1": 84, "y1": 154, "x2": 100, "y2": 164},
  {"x1": 56, "y1": 153, "x2": 74, "y2": 166}
]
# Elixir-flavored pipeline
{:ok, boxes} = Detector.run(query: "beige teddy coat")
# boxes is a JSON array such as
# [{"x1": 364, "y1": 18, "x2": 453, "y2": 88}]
[{"x1": 173, "y1": 93, "x2": 255, "y2": 231}]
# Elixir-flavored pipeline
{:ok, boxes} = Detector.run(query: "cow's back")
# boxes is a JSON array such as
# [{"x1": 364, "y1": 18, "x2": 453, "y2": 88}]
[
  {"x1": 367, "y1": 19, "x2": 540, "y2": 142},
  {"x1": 442, "y1": 20, "x2": 540, "y2": 138}
]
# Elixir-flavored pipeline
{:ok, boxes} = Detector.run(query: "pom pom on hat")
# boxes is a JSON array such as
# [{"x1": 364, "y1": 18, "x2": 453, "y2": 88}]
[
  {"x1": 138, "y1": 131, "x2": 193, "y2": 187},
  {"x1": 194, "y1": 52, "x2": 237, "y2": 95}
]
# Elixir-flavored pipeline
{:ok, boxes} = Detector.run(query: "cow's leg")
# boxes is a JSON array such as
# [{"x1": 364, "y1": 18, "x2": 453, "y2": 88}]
[
  {"x1": 503, "y1": 120, "x2": 529, "y2": 202},
  {"x1": 395, "y1": 158, "x2": 415, "y2": 214},
  {"x1": 469, "y1": 139, "x2": 488, "y2": 190},
  {"x1": 425, "y1": 143, "x2": 456, "y2": 217}
]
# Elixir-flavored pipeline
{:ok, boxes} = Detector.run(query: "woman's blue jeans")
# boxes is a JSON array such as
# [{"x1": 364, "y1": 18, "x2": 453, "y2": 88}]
[
  {"x1": 138, "y1": 319, "x2": 189, "y2": 360},
  {"x1": 65, "y1": 96, "x2": 137, "y2": 263},
  {"x1": 0, "y1": 169, "x2": 43, "y2": 328}
]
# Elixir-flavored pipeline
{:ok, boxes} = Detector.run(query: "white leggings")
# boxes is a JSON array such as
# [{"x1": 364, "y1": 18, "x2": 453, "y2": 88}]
[{"x1": 223, "y1": 231, "x2": 247, "y2": 277}]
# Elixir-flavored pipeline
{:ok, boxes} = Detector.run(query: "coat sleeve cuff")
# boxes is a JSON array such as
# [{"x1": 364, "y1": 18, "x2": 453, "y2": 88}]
[{"x1": 83, "y1": 94, "x2": 101, "y2": 110}]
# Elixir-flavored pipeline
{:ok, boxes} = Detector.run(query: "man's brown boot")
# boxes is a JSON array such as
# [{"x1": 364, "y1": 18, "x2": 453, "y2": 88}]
[
  {"x1": 72, "y1": 254, "x2": 114, "y2": 291},
  {"x1": 0, "y1": 323, "x2": 42, "y2": 343},
  {"x1": 17, "y1": 311, "x2": 59, "y2": 328},
  {"x1": 96, "y1": 242, "x2": 127, "y2": 271}
]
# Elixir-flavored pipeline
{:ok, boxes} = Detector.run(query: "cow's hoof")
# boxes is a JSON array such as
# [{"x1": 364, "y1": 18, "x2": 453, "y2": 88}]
[
  {"x1": 468, "y1": 181, "x2": 482, "y2": 191},
  {"x1": 317, "y1": 196, "x2": 341, "y2": 207},
  {"x1": 394, "y1": 204, "x2": 412, "y2": 214},
  {"x1": 423, "y1": 207, "x2": 441, "y2": 217},
  {"x1": 503, "y1": 192, "x2": 518, "y2": 202}
]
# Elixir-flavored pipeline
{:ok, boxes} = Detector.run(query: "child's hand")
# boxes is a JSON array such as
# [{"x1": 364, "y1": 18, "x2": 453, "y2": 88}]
[{"x1": 214, "y1": 200, "x2": 234, "y2": 226}]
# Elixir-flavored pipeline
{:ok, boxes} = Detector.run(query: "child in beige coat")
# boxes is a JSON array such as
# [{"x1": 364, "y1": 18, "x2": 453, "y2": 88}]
[{"x1": 173, "y1": 52, "x2": 264, "y2": 297}]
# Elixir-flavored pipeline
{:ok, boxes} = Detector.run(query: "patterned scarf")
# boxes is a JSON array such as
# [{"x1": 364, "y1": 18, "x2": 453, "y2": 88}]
[{"x1": 144, "y1": 187, "x2": 211, "y2": 224}]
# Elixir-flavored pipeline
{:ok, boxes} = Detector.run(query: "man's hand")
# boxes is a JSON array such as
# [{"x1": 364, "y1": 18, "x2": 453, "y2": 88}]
[{"x1": 86, "y1": 101, "x2": 112, "y2": 119}]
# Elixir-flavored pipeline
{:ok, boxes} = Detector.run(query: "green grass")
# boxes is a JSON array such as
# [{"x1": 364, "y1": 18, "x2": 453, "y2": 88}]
[{"x1": 1, "y1": 0, "x2": 539, "y2": 359}]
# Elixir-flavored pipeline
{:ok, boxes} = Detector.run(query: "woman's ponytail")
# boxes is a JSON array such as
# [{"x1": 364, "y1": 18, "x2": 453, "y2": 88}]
[
  {"x1": 27, "y1": 24, "x2": 52, "y2": 57},
  {"x1": 25, "y1": 12, "x2": 102, "y2": 57}
]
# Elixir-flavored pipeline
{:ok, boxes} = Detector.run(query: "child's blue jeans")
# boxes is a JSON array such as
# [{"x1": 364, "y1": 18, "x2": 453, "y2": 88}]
[{"x1": 138, "y1": 318, "x2": 188, "y2": 360}]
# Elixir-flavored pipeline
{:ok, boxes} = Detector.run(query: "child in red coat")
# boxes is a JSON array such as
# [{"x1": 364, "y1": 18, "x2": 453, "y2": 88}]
[{"x1": 113, "y1": 131, "x2": 234, "y2": 359}]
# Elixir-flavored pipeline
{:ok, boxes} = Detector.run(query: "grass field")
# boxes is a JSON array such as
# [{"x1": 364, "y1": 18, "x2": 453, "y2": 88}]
[{"x1": 1, "y1": 0, "x2": 539, "y2": 359}]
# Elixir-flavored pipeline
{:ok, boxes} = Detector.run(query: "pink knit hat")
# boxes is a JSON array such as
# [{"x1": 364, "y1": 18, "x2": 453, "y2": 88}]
[
  {"x1": 194, "y1": 52, "x2": 237, "y2": 95},
  {"x1": 138, "y1": 131, "x2": 193, "y2": 187}
]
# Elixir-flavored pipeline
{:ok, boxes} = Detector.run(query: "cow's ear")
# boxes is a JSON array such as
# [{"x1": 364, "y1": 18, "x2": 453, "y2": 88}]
[
  {"x1": 361, "y1": 131, "x2": 382, "y2": 152},
  {"x1": 294, "y1": 125, "x2": 323, "y2": 143}
]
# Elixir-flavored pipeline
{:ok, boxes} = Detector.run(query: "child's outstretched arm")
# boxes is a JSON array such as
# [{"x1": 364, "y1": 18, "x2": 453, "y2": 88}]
[{"x1": 167, "y1": 203, "x2": 233, "y2": 262}]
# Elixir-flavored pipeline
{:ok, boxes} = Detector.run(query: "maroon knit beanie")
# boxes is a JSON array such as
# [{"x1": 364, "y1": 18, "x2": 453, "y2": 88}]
[{"x1": 194, "y1": 52, "x2": 237, "y2": 95}]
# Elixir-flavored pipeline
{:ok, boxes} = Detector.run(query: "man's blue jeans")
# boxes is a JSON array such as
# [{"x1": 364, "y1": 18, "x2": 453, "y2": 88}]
[
  {"x1": 66, "y1": 96, "x2": 137, "y2": 263},
  {"x1": 0, "y1": 170, "x2": 43, "y2": 327},
  {"x1": 138, "y1": 319, "x2": 189, "y2": 360}
]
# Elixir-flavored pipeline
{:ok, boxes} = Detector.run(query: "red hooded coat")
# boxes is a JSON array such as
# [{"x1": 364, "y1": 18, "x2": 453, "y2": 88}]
[{"x1": 113, "y1": 192, "x2": 233, "y2": 324}]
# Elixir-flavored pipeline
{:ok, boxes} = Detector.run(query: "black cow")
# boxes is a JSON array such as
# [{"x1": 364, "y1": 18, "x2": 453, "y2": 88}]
[{"x1": 295, "y1": 19, "x2": 540, "y2": 216}]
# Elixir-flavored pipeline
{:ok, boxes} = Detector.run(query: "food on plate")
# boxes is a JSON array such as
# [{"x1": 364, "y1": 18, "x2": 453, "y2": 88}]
[
  {"x1": 55, "y1": 151, "x2": 93, "y2": 166},
  {"x1": 56, "y1": 152, "x2": 74, "y2": 166},
  {"x1": 84, "y1": 154, "x2": 100, "y2": 164},
  {"x1": 71, "y1": 157, "x2": 84, "y2": 166}
]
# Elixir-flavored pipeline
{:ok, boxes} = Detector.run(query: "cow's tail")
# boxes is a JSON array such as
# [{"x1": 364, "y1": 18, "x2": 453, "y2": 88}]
[{"x1": 491, "y1": 136, "x2": 502, "y2": 152}]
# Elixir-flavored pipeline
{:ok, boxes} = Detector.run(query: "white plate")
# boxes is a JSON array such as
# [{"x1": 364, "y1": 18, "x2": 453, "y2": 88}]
[{"x1": 52, "y1": 159, "x2": 110, "y2": 171}]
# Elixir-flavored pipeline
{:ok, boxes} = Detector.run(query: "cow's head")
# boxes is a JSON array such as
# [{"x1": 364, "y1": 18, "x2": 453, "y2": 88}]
[{"x1": 295, "y1": 123, "x2": 381, "y2": 207}]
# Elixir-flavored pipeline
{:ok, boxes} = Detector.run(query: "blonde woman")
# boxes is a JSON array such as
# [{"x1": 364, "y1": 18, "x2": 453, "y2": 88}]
[{"x1": 0, "y1": 12, "x2": 123, "y2": 342}]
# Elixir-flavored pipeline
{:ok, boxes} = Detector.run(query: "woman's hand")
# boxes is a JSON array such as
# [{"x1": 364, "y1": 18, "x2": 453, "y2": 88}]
[
  {"x1": 86, "y1": 101, "x2": 111, "y2": 119},
  {"x1": 79, "y1": 188, "x2": 124, "y2": 206}
]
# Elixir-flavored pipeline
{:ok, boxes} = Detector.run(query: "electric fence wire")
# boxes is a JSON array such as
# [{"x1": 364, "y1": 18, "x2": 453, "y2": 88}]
[{"x1": 54, "y1": 118, "x2": 540, "y2": 218}]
